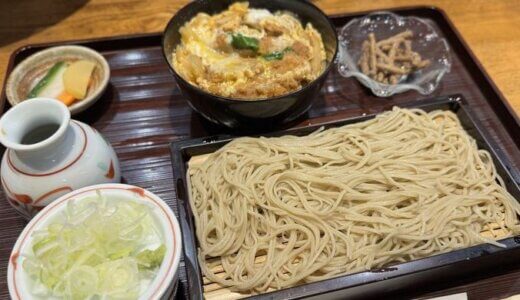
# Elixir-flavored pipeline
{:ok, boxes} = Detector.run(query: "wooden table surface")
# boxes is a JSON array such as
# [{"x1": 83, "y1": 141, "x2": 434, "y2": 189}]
[
  {"x1": 1, "y1": 1, "x2": 520, "y2": 300},
  {"x1": 1, "y1": 0, "x2": 520, "y2": 116}
]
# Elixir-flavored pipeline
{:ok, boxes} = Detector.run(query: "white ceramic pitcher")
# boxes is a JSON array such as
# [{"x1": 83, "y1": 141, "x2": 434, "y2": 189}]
[{"x1": 0, "y1": 98, "x2": 121, "y2": 218}]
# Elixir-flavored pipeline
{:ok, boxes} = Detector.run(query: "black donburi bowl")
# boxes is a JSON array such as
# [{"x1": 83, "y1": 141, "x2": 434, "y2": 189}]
[{"x1": 162, "y1": 0, "x2": 338, "y2": 129}]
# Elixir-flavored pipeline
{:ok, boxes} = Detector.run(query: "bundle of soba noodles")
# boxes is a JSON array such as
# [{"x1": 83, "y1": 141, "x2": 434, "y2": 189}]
[{"x1": 188, "y1": 107, "x2": 520, "y2": 293}]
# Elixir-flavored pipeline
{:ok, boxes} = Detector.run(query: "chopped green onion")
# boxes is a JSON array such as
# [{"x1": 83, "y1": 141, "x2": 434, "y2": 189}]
[
  {"x1": 137, "y1": 244, "x2": 166, "y2": 269},
  {"x1": 262, "y1": 47, "x2": 293, "y2": 61},
  {"x1": 23, "y1": 193, "x2": 166, "y2": 299},
  {"x1": 262, "y1": 51, "x2": 284, "y2": 61}
]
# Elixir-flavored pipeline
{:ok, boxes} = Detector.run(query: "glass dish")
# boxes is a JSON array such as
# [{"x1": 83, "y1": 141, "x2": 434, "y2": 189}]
[{"x1": 337, "y1": 11, "x2": 451, "y2": 97}]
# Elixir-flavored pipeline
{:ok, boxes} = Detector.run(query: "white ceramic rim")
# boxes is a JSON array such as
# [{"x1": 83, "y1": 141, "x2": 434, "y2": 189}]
[
  {"x1": 5, "y1": 45, "x2": 110, "y2": 115},
  {"x1": 7, "y1": 183, "x2": 182, "y2": 300},
  {"x1": 0, "y1": 98, "x2": 70, "y2": 152}
]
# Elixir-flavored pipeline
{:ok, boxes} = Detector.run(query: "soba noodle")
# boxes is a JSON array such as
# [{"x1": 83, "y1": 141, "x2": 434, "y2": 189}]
[{"x1": 188, "y1": 107, "x2": 520, "y2": 293}]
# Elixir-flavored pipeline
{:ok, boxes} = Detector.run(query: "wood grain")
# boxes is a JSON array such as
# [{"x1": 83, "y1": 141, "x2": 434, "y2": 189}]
[{"x1": 1, "y1": 0, "x2": 520, "y2": 117}]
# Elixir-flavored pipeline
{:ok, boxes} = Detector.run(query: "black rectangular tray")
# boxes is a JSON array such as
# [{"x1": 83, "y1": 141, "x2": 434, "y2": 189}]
[{"x1": 170, "y1": 94, "x2": 520, "y2": 299}]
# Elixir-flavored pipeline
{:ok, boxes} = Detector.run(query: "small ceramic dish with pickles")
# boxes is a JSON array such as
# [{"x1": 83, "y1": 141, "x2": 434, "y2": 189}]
[{"x1": 5, "y1": 45, "x2": 110, "y2": 115}]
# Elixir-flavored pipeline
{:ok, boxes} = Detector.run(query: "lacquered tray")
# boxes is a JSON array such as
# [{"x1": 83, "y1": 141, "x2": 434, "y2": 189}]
[{"x1": 1, "y1": 6, "x2": 520, "y2": 300}]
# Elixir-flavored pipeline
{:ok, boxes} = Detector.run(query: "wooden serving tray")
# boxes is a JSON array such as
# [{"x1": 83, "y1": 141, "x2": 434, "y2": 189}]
[{"x1": 1, "y1": 6, "x2": 520, "y2": 300}]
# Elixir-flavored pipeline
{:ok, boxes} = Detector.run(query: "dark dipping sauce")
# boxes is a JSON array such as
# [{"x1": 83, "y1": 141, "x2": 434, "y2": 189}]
[{"x1": 21, "y1": 123, "x2": 60, "y2": 145}]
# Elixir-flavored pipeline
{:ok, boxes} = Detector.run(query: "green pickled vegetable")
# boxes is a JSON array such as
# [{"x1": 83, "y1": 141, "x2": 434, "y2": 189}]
[
  {"x1": 27, "y1": 61, "x2": 68, "y2": 98},
  {"x1": 231, "y1": 33, "x2": 259, "y2": 51},
  {"x1": 23, "y1": 193, "x2": 166, "y2": 299}
]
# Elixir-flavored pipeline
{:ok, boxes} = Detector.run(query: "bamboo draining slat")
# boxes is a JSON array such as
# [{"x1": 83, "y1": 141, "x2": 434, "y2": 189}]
[{"x1": 201, "y1": 222, "x2": 510, "y2": 300}]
